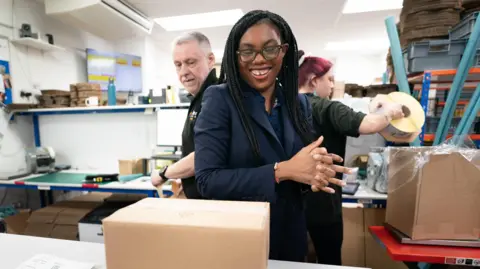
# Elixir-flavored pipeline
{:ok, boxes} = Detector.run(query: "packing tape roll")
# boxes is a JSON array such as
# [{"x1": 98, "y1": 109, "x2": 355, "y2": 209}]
[{"x1": 381, "y1": 92, "x2": 425, "y2": 140}]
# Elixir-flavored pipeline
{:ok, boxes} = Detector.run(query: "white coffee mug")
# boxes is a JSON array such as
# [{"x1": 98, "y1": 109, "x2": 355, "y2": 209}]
[{"x1": 85, "y1": 96, "x2": 99, "y2": 107}]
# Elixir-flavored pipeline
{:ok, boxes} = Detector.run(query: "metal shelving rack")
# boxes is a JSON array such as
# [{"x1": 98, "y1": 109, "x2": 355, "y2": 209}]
[{"x1": 408, "y1": 68, "x2": 480, "y2": 147}]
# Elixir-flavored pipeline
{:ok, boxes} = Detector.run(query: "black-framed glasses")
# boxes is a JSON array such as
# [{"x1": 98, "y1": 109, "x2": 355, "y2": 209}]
[{"x1": 236, "y1": 44, "x2": 288, "y2": 63}]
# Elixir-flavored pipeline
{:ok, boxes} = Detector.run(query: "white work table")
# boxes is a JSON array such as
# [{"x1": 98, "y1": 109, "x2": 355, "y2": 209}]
[{"x1": 0, "y1": 234, "x2": 369, "y2": 269}]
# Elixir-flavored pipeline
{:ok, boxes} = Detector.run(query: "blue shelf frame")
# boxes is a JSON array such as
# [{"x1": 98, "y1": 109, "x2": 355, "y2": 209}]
[
  {"x1": 13, "y1": 104, "x2": 190, "y2": 147},
  {"x1": 413, "y1": 71, "x2": 479, "y2": 147}
]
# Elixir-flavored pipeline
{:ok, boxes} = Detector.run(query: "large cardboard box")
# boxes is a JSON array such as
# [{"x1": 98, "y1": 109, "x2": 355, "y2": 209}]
[
  {"x1": 103, "y1": 198, "x2": 270, "y2": 269},
  {"x1": 385, "y1": 147, "x2": 480, "y2": 240}
]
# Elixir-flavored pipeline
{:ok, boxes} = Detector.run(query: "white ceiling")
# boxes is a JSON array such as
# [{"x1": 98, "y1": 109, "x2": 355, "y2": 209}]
[{"x1": 128, "y1": 0, "x2": 400, "y2": 59}]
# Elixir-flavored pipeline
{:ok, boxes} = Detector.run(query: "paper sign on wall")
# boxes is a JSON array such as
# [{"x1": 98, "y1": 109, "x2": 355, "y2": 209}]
[
  {"x1": 0, "y1": 59, "x2": 12, "y2": 105},
  {"x1": 0, "y1": 38, "x2": 9, "y2": 61}
]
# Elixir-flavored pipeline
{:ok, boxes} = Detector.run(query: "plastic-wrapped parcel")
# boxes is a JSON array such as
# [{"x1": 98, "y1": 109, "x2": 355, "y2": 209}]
[{"x1": 384, "y1": 138, "x2": 480, "y2": 240}]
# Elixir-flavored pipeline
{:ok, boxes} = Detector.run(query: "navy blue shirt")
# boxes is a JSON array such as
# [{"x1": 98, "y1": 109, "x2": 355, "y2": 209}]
[{"x1": 251, "y1": 90, "x2": 284, "y2": 148}]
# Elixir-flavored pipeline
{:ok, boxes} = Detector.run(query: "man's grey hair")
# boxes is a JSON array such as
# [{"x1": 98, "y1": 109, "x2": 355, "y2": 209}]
[{"x1": 172, "y1": 31, "x2": 212, "y2": 54}]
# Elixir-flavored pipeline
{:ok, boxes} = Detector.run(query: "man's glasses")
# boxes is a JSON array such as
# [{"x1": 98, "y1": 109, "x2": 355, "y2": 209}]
[{"x1": 236, "y1": 44, "x2": 288, "y2": 63}]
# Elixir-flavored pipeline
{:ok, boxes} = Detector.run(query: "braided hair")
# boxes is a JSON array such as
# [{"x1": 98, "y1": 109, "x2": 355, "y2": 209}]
[{"x1": 218, "y1": 10, "x2": 313, "y2": 163}]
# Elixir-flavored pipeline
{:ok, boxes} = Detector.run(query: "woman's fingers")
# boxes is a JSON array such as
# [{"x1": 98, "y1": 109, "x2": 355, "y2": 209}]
[
  {"x1": 311, "y1": 185, "x2": 335, "y2": 194},
  {"x1": 328, "y1": 153, "x2": 343, "y2": 163},
  {"x1": 313, "y1": 174, "x2": 329, "y2": 187},
  {"x1": 312, "y1": 154, "x2": 333, "y2": 164},
  {"x1": 316, "y1": 164, "x2": 336, "y2": 178},
  {"x1": 330, "y1": 164, "x2": 352, "y2": 174},
  {"x1": 327, "y1": 177, "x2": 346, "y2": 187},
  {"x1": 310, "y1": 147, "x2": 328, "y2": 156}
]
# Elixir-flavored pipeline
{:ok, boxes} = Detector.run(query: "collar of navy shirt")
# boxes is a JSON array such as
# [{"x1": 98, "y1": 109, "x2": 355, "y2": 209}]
[
  {"x1": 187, "y1": 68, "x2": 218, "y2": 104},
  {"x1": 240, "y1": 80, "x2": 296, "y2": 159}
]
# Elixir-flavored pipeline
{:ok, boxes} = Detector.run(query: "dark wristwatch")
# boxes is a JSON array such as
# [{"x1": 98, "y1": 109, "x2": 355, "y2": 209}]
[{"x1": 158, "y1": 166, "x2": 169, "y2": 182}]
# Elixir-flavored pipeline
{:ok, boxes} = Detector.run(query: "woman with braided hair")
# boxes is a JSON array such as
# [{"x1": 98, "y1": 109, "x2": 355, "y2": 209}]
[{"x1": 194, "y1": 10, "x2": 350, "y2": 261}]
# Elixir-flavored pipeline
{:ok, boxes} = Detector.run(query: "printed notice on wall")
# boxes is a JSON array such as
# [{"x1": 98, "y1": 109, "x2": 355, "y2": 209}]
[
  {"x1": 0, "y1": 38, "x2": 9, "y2": 61},
  {"x1": 15, "y1": 254, "x2": 98, "y2": 269}
]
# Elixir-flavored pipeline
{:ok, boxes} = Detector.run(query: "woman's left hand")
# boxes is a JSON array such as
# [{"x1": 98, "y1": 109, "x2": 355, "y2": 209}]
[{"x1": 309, "y1": 149, "x2": 350, "y2": 193}]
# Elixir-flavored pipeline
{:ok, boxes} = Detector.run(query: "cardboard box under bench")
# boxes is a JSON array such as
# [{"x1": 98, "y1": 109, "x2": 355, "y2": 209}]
[{"x1": 23, "y1": 200, "x2": 101, "y2": 240}]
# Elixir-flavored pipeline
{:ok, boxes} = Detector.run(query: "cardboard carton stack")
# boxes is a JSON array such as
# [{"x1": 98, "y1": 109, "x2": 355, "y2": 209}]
[
  {"x1": 103, "y1": 198, "x2": 270, "y2": 269},
  {"x1": 69, "y1": 83, "x2": 102, "y2": 107},
  {"x1": 38, "y1": 90, "x2": 70, "y2": 108},
  {"x1": 462, "y1": 0, "x2": 480, "y2": 16},
  {"x1": 399, "y1": 0, "x2": 462, "y2": 47},
  {"x1": 21, "y1": 193, "x2": 110, "y2": 240},
  {"x1": 385, "y1": 146, "x2": 480, "y2": 240}
]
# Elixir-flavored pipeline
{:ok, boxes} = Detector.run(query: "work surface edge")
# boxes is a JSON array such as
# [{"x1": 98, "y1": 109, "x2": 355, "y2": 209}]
[{"x1": 0, "y1": 234, "x2": 369, "y2": 269}]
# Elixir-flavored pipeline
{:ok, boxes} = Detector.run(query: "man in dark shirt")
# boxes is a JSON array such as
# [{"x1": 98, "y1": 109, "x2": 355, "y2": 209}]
[{"x1": 151, "y1": 32, "x2": 217, "y2": 199}]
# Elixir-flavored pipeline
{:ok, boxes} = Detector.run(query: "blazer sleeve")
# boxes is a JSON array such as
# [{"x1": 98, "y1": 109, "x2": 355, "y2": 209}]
[{"x1": 194, "y1": 86, "x2": 276, "y2": 202}]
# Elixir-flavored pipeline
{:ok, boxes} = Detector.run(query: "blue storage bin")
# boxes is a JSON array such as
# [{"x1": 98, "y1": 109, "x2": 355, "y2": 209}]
[
  {"x1": 403, "y1": 40, "x2": 466, "y2": 74},
  {"x1": 473, "y1": 49, "x2": 480, "y2": 67},
  {"x1": 449, "y1": 12, "x2": 479, "y2": 40},
  {"x1": 426, "y1": 117, "x2": 479, "y2": 134}
]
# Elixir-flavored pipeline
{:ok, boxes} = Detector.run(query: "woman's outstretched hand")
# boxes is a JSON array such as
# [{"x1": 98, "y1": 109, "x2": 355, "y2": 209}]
[{"x1": 275, "y1": 136, "x2": 351, "y2": 193}]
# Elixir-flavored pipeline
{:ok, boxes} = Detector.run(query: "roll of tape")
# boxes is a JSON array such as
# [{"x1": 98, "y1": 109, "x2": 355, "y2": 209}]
[{"x1": 380, "y1": 92, "x2": 425, "y2": 142}]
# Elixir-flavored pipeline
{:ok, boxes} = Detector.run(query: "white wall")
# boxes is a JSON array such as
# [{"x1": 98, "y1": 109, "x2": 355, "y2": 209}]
[
  {"x1": 333, "y1": 53, "x2": 387, "y2": 85},
  {"x1": 2, "y1": 0, "x2": 114, "y2": 103},
  {"x1": 0, "y1": 0, "x2": 166, "y2": 208}
]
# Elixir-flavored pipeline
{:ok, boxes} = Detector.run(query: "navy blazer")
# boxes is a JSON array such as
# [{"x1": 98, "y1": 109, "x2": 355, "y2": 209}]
[{"x1": 194, "y1": 83, "x2": 312, "y2": 261}]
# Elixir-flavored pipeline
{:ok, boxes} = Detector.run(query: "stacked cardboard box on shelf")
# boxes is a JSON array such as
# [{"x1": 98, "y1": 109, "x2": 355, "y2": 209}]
[
  {"x1": 400, "y1": 0, "x2": 462, "y2": 47},
  {"x1": 69, "y1": 82, "x2": 102, "y2": 107},
  {"x1": 38, "y1": 90, "x2": 70, "y2": 108},
  {"x1": 462, "y1": 0, "x2": 480, "y2": 16}
]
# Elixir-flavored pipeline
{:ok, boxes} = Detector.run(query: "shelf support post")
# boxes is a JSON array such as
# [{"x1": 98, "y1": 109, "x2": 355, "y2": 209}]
[{"x1": 33, "y1": 113, "x2": 41, "y2": 147}]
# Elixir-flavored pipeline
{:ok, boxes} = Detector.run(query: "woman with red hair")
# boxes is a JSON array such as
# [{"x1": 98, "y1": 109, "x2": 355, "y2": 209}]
[
  {"x1": 298, "y1": 52, "x2": 335, "y2": 98},
  {"x1": 298, "y1": 50, "x2": 406, "y2": 265}
]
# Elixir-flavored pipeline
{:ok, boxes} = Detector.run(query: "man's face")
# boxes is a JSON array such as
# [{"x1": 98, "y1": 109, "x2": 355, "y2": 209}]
[{"x1": 173, "y1": 41, "x2": 214, "y2": 95}]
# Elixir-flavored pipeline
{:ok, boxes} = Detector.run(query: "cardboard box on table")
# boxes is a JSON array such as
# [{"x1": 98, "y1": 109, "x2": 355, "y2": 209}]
[
  {"x1": 385, "y1": 147, "x2": 480, "y2": 240},
  {"x1": 103, "y1": 198, "x2": 270, "y2": 269}
]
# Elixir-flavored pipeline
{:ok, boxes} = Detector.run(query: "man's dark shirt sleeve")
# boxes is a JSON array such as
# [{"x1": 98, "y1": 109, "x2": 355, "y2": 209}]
[{"x1": 310, "y1": 97, "x2": 366, "y2": 138}]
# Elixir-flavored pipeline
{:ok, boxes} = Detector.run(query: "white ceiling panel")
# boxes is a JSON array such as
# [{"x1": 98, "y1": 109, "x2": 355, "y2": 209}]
[{"x1": 127, "y1": 0, "x2": 401, "y2": 57}]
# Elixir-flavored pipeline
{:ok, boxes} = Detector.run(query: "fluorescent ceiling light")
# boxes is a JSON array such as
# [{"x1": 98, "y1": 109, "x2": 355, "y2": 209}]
[
  {"x1": 324, "y1": 38, "x2": 390, "y2": 51},
  {"x1": 343, "y1": 0, "x2": 403, "y2": 14},
  {"x1": 155, "y1": 9, "x2": 244, "y2": 31}
]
